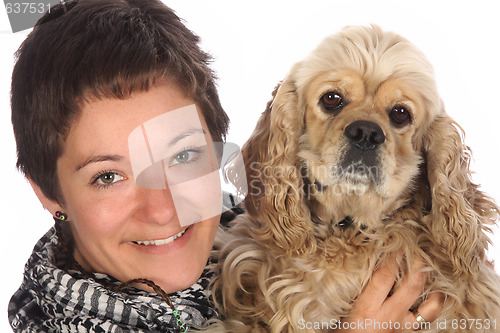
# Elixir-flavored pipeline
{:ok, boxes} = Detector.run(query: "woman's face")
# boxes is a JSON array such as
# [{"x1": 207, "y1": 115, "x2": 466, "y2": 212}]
[{"x1": 56, "y1": 82, "x2": 220, "y2": 293}]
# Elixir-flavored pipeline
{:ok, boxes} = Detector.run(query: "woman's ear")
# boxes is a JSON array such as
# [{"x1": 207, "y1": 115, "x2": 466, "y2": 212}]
[{"x1": 28, "y1": 177, "x2": 63, "y2": 216}]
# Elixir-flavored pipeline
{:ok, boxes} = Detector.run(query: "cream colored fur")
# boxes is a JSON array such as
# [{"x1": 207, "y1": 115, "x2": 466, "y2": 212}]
[{"x1": 210, "y1": 25, "x2": 500, "y2": 332}]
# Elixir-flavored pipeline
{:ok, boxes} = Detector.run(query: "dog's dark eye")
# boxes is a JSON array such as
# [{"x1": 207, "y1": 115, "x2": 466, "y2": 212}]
[
  {"x1": 389, "y1": 105, "x2": 412, "y2": 126},
  {"x1": 320, "y1": 92, "x2": 344, "y2": 112}
]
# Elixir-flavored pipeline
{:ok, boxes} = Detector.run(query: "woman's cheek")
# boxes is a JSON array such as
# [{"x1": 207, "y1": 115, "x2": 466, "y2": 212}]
[{"x1": 70, "y1": 184, "x2": 136, "y2": 236}]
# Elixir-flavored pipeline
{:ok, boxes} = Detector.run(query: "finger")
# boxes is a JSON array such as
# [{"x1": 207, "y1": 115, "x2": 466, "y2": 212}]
[
  {"x1": 402, "y1": 292, "x2": 444, "y2": 331},
  {"x1": 415, "y1": 292, "x2": 444, "y2": 323},
  {"x1": 357, "y1": 257, "x2": 399, "y2": 308},
  {"x1": 385, "y1": 257, "x2": 427, "y2": 310}
]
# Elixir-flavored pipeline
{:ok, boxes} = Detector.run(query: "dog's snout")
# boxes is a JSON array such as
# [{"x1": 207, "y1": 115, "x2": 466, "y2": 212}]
[{"x1": 345, "y1": 121, "x2": 385, "y2": 150}]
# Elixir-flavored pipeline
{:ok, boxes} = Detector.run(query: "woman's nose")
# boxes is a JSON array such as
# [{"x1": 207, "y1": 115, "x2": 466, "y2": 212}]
[{"x1": 134, "y1": 186, "x2": 178, "y2": 225}]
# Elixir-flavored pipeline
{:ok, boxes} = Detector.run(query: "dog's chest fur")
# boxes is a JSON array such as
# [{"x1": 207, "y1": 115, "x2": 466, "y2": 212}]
[{"x1": 277, "y1": 219, "x2": 422, "y2": 324}]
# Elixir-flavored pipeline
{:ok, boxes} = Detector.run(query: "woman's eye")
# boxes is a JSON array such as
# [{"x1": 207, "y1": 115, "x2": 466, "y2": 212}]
[
  {"x1": 93, "y1": 172, "x2": 124, "y2": 186},
  {"x1": 170, "y1": 149, "x2": 199, "y2": 166},
  {"x1": 174, "y1": 151, "x2": 190, "y2": 164}
]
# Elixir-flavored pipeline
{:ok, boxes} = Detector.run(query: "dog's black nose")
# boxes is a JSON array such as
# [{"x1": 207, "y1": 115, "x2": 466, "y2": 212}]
[{"x1": 345, "y1": 120, "x2": 385, "y2": 150}]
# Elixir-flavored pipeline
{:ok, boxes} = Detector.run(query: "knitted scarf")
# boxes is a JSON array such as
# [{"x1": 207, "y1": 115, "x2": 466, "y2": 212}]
[{"x1": 8, "y1": 227, "x2": 218, "y2": 332}]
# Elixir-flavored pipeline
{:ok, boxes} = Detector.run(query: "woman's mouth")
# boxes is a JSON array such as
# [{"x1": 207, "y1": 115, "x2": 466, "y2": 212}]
[{"x1": 132, "y1": 228, "x2": 187, "y2": 246}]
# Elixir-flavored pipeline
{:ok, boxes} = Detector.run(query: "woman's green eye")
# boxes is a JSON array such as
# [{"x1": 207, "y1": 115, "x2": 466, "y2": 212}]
[
  {"x1": 93, "y1": 172, "x2": 124, "y2": 187},
  {"x1": 100, "y1": 173, "x2": 116, "y2": 184},
  {"x1": 174, "y1": 151, "x2": 190, "y2": 164},
  {"x1": 170, "y1": 149, "x2": 199, "y2": 166}
]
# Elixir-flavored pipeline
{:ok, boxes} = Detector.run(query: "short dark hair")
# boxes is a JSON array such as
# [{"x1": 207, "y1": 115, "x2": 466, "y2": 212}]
[{"x1": 11, "y1": 0, "x2": 229, "y2": 202}]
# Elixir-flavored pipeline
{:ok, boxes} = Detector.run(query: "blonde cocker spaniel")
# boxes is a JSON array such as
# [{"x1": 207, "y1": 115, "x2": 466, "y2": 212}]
[{"x1": 211, "y1": 25, "x2": 500, "y2": 332}]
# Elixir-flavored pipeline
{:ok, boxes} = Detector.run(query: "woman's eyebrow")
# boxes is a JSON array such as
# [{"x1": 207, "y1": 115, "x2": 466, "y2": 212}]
[
  {"x1": 75, "y1": 155, "x2": 123, "y2": 172},
  {"x1": 167, "y1": 128, "x2": 206, "y2": 147}
]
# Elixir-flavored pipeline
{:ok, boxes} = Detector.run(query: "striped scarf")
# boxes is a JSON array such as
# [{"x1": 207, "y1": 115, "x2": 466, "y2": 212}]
[{"x1": 8, "y1": 227, "x2": 218, "y2": 332}]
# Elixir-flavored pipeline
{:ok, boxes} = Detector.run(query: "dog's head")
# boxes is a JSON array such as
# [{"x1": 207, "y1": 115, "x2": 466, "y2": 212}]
[
  {"x1": 294, "y1": 25, "x2": 441, "y2": 227},
  {"x1": 240, "y1": 25, "x2": 498, "y2": 270}
]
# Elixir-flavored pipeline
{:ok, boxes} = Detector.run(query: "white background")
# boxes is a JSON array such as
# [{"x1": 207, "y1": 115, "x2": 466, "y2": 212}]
[{"x1": 1, "y1": 1, "x2": 499, "y2": 330}]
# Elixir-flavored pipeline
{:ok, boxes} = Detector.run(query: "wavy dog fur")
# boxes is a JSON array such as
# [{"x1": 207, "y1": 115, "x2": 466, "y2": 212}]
[{"x1": 211, "y1": 25, "x2": 500, "y2": 332}]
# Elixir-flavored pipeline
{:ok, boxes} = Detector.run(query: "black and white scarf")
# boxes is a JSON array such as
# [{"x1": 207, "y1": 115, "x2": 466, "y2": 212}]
[{"x1": 8, "y1": 227, "x2": 218, "y2": 332}]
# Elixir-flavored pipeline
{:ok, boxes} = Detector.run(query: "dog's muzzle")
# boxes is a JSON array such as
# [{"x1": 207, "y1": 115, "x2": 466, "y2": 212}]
[{"x1": 342, "y1": 120, "x2": 385, "y2": 168}]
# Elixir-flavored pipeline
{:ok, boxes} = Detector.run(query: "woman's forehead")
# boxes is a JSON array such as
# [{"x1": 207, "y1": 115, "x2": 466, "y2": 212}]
[
  {"x1": 62, "y1": 85, "x2": 202, "y2": 168},
  {"x1": 71, "y1": 85, "x2": 195, "y2": 139}
]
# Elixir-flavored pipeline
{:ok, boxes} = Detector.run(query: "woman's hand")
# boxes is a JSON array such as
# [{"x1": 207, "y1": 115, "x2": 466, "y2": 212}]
[{"x1": 337, "y1": 257, "x2": 443, "y2": 332}]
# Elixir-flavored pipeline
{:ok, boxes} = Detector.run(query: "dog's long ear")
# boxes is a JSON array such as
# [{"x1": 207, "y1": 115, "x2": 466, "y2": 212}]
[
  {"x1": 422, "y1": 113, "x2": 499, "y2": 275},
  {"x1": 241, "y1": 67, "x2": 315, "y2": 256}
]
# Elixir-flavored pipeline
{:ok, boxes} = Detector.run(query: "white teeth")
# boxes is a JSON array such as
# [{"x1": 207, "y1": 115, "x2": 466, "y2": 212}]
[{"x1": 133, "y1": 229, "x2": 186, "y2": 246}]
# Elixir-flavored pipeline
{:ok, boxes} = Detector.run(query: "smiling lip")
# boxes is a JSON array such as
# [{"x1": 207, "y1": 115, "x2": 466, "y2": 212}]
[{"x1": 132, "y1": 228, "x2": 187, "y2": 246}]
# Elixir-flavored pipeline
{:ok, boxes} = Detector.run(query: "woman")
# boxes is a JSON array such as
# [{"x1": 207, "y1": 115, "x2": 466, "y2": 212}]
[
  {"x1": 9, "y1": 1, "x2": 227, "y2": 331},
  {"x1": 8, "y1": 0, "x2": 440, "y2": 332}
]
